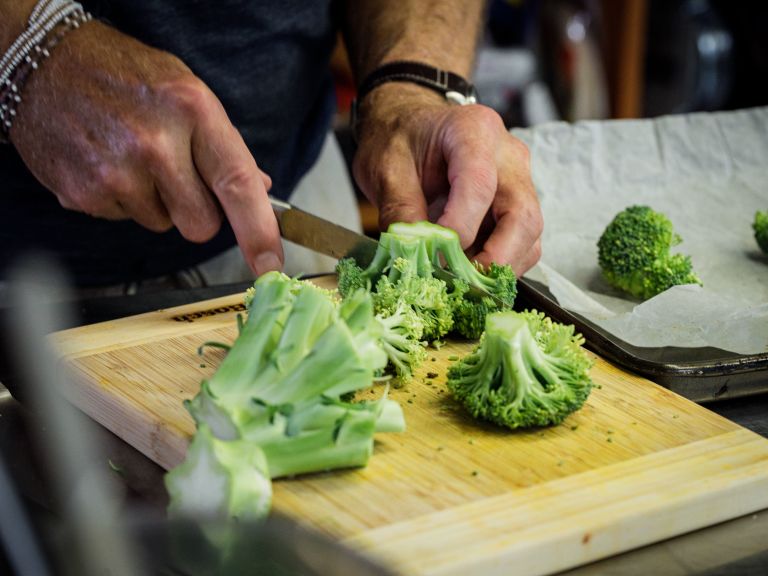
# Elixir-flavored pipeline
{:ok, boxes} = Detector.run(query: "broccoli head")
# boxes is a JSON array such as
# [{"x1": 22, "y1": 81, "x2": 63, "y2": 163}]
[
  {"x1": 447, "y1": 310, "x2": 594, "y2": 429},
  {"x1": 754, "y1": 210, "x2": 768, "y2": 255},
  {"x1": 597, "y1": 205, "x2": 702, "y2": 300}
]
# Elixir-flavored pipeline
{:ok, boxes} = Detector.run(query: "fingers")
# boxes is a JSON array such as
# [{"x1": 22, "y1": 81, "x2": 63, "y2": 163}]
[
  {"x1": 190, "y1": 94, "x2": 283, "y2": 276},
  {"x1": 145, "y1": 135, "x2": 223, "y2": 243},
  {"x1": 436, "y1": 107, "x2": 501, "y2": 249},
  {"x1": 353, "y1": 138, "x2": 428, "y2": 231},
  {"x1": 472, "y1": 138, "x2": 543, "y2": 276}
]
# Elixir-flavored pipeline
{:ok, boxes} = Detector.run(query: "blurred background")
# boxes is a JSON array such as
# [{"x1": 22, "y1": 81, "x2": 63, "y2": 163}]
[{"x1": 331, "y1": 0, "x2": 768, "y2": 234}]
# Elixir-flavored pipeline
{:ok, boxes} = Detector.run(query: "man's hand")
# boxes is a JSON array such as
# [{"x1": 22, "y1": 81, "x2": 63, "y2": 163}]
[
  {"x1": 353, "y1": 83, "x2": 543, "y2": 276},
  {"x1": 10, "y1": 21, "x2": 283, "y2": 276}
]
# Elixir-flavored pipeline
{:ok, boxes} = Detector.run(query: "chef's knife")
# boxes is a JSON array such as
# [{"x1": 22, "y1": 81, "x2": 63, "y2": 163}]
[{"x1": 269, "y1": 196, "x2": 506, "y2": 307}]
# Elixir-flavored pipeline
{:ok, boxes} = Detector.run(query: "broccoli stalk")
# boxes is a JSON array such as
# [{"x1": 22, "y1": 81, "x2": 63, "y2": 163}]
[
  {"x1": 447, "y1": 310, "x2": 593, "y2": 429},
  {"x1": 165, "y1": 424, "x2": 272, "y2": 521},
  {"x1": 754, "y1": 210, "x2": 768, "y2": 255},
  {"x1": 168, "y1": 272, "x2": 405, "y2": 522},
  {"x1": 597, "y1": 205, "x2": 702, "y2": 300}
]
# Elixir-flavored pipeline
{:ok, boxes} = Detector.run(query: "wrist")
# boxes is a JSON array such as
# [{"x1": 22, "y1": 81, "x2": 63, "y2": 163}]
[
  {"x1": 351, "y1": 62, "x2": 477, "y2": 142},
  {"x1": 0, "y1": 0, "x2": 93, "y2": 143},
  {"x1": 0, "y1": 0, "x2": 37, "y2": 52}
]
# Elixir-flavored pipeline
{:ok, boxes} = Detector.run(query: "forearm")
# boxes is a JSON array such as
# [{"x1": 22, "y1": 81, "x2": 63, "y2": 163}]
[
  {"x1": 341, "y1": 0, "x2": 487, "y2": 81},
  {"x1": 0, "y1": 0, "x2": 39, "y2": 52}
]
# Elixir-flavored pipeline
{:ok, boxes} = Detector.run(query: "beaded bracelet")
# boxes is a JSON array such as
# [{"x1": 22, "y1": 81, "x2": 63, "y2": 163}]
[{"x1": 0, "y1": 0, "x2": 92, "y2": 143}]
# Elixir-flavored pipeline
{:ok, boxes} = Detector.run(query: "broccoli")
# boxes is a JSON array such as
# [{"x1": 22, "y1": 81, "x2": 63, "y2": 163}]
[
  {"x1": 387, "y1": 222, "x2": 517, "y2": 308},
  {"x1": 373, "y1": 257, "x2": 456, "y2": 341},
  {"x1": 754, "y1": 210, "x2": 768, "y2": 255},
  {"x1": 336, "y1": 221, "x2": 517, "y2": 341},
  {"x1": 597, "y1": 205, "x2": 702, "y2": 300},
  {"x1": 446, "y1": 310, "x2": 593, "y2": 429},
  {"x1": 167, "y1": 272, "x2": 405, "y2": 522},
  {"x1": 375, "y1": 301, "x2": 427, "y2": 382},
  {"x1": 165, "y1": 424, "x2": 272, "y2": 521}
]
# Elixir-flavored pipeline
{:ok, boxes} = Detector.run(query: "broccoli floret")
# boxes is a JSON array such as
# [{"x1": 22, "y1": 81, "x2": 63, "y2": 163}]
[
  {"x1": 754, "y1": 210, "x2": 768, "y2": 255},
  {"x1": 452, "y1": 295, "x2": 495, "y2": 341},
  {"x1": 376, "y1": 302, "x2": 427, "y2": 382},
  {"x1": 336, "y1": 221, "x2": 518, "y2": 342},
  {"x1": 374, "y1": 257, "x2": 456, "y2": 342},
  {"x1": 597, "y1": 205, "x2": 702, "y2": 300},
  {"x1": 170, "y1": 272, "x2": 405, "y2": 522},
  {"x1": 447, "y1": 310, "x2": 594, "y2": 429}
]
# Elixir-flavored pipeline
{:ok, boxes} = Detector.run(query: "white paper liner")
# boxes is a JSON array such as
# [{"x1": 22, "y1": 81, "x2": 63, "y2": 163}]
[{"x1": 514, "y1": 107, "x2": 768, "y2": 355}]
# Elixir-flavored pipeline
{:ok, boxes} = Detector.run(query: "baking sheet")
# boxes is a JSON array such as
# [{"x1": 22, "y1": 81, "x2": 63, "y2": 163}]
[{"x1": 514, "y1": 107, "x2": 768, "y2": 357}]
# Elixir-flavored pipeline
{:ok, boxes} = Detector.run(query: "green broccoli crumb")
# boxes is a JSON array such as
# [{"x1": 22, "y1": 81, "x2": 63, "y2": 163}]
[{"x1": 108, "y1": 459, "x2": 124, "y2": 476}]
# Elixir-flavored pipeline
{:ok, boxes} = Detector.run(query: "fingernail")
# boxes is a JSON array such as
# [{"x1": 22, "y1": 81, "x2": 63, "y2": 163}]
[{"x1": 252, "y1": 252, "x2": 282, "y2": 276}]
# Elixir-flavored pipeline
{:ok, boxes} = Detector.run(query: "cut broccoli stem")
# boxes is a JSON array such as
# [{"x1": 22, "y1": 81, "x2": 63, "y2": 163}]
[{"x1": 165, "y1": 424, "x2": 271, "y2": 521}]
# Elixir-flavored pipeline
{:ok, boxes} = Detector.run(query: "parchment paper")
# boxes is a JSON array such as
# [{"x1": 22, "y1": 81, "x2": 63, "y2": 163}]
[{"x1": 513, "y1": 107, "x2": 768, "y2": 355}]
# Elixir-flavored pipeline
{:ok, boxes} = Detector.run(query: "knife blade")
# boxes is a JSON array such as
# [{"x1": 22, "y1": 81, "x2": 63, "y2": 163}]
[{"x1": 270, "y1": 196, "x2": 506, "y2": 307}]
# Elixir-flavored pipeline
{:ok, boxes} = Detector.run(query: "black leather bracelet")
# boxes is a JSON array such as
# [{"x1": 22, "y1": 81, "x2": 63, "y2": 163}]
[
  {"x1": 350, "y1": 60, "x2": 478, "y2": 141},
  {"x1": 356, "y1": 60, "x2": 478, "y2": 105}
]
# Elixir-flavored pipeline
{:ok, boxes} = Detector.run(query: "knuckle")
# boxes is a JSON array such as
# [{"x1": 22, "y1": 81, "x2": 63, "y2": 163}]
[
  {"x1": 470, "y1": 168, "x2": 498, "y2": 202},
  {"x1": 138, "y1": 132, "x2": 175, "y2": 173},
  {"x1": 185, "y1": 211, "x2": 222, "y2": 243},
  {"x1": 213, "y1": 165, "x2": 258, "y2": 201},
  {"x1": 510, "y1": 136, "x2": 531, "y2": 163},
  {"x1": 466, "y1": 104, "x2": 505, "y2": 133},
  {"x1": 91, "y1": 164, "x2": 125, "y2": 196},
  {"x1": 157, "y1": 74, "x2": 212, "y2": 117}
]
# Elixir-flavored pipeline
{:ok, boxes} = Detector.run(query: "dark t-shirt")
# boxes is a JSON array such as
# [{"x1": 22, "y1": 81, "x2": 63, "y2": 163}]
[{"x1": 0, "y1": 0, "x2": 337, "y2": 286}]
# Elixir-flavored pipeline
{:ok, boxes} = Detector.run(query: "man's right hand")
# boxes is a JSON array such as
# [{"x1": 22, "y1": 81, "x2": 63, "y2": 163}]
[{"x1": 9, "y1": 20, "x2": 283, "y2": 276}]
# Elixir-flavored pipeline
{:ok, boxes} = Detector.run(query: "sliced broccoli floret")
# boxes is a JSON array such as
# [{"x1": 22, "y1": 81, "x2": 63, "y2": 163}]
[
  {"x1": 336, "y1": 221, "x2": 518, "y2": 343},
  {"x1": 447, "y1": 310, "x2": 593, "y2": 429},
  {"x1": 387, "y1": 222, "x2": 518, "y2": 307},
  {"x1": 171, "y1": 272, "x2": 405, "y2": 522},
  {"x1": 597, "y1": 205, "x2": 701, "y2": 300},
  {"x1": 754, "y1": 210, "x2": 768, "y2": 255},
  {"x1": 187, "y1": 272, "x2": 384, "y2": 437}
]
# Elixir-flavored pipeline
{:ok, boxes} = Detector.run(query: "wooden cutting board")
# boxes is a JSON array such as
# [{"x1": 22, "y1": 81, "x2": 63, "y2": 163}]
[{"x1": 50, "y1": 277, "x2": 768, "y2": 576}]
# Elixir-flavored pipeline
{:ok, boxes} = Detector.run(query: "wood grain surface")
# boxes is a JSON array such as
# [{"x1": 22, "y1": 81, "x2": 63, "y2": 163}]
[{"x1": 50, "y1": 277, "x2": 768, "y2": 576}]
